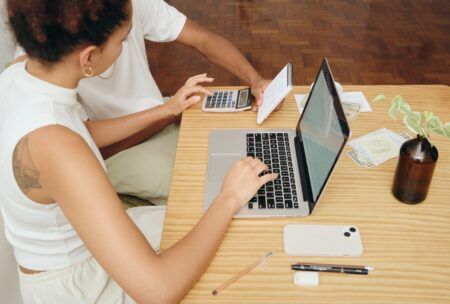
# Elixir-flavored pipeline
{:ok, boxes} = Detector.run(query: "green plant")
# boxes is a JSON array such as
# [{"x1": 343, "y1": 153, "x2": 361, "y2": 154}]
[{"x1": 374, "y1": 95, "x2": 450, "y2": 144}]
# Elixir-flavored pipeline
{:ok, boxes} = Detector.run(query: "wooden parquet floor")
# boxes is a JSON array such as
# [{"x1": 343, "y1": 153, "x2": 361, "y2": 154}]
[{"x1": 146, "y1": 0, "x2": 450, "y2": 95}]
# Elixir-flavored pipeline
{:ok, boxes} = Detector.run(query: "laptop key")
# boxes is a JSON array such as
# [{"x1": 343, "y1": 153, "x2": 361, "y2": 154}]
[
  {"x1": 294, "y1": 203, "x2": 299, "y2": 208},
  {"x1": 250, "y1": 197, "x2": 257, "y2": 203},
  {"x1": 267, "y1": 192, "x2": 274, "y2": 198},
  {"x1": 247, "y1": 152, "x2": 255, "y2": 158},
  {"x1": 258, "y1": 196, "x2": 266, "y2": 208},
  {"x1": 275, "y1": 191, "x2": 283, "y2": 196},
  {"x1": 258, "y1": 189, "x2": 265, "y2": 195},
  {"x1": 275, "y1": 185, "x2": 282, "y2": 191},
  {"x1": 268, "y1": 199, "x2": 275, "y2": 208},
  {"x1": 284, "y1": 194, "x2": 292, "y2": 199},
  {"x1": 248, "y1": 203, "x2": 253, "y2": 209},
  {"x1": 276, "y1": 197, "x2": 283, "y2": 202},
  {"x1": 276, "y1": 203, "x2": 284, "y2": 209},
  {"x1": 285, "y1": 200, "x2": 293, "y2": 208}
]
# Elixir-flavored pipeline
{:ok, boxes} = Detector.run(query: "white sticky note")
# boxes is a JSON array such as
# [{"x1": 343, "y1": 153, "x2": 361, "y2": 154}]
[{"x1": 294, "y1": 271, "x2": 319, "y2": 287}]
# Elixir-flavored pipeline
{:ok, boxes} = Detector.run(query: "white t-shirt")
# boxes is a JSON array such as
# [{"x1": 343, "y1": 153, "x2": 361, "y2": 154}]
[
  {"x1": 78, "y1": 0, "x2": 187, "y2": 120},
  {"x1": 0, "y1": 62, "x2": 105, "y2": 270}
]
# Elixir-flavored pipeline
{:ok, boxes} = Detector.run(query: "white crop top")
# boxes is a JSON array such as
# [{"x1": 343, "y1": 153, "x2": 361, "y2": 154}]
[{"x1": 0, "y1": 62, "x2": 106, "y2": 271}]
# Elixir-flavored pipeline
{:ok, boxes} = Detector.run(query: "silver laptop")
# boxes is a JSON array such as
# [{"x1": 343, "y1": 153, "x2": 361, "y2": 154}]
[{"x1": 204, "y1": 59, "x2": 350, "y2": 218}]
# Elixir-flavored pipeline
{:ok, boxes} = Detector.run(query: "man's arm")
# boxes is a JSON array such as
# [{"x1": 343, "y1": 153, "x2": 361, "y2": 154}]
[{"x1": 177, "y1": 20, "x2": 271, "y2": 110}]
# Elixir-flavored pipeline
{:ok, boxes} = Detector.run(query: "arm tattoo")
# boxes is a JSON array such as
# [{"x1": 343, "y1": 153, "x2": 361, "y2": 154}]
[{"x1": 13, "y1": 137, "x2": 42, "y2": 194}]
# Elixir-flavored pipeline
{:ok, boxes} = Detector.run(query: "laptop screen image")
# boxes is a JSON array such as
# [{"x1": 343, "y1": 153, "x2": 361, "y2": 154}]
[{"x1": 299, "y1": 70, "x2": 347, "y2": 202}]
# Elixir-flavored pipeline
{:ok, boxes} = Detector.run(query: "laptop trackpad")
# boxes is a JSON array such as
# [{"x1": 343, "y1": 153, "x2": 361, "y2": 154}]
[{"x1": 209, "y1": 154, "x2": 242, "y2": 183}]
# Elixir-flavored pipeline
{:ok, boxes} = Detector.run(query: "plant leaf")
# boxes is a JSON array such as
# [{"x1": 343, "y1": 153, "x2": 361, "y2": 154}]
[
  {"x1": 443, "y1": 122, "x2": 450, "y2": 138},
  {"x1": 398, "y1": 99, "x2": 412, "y2": 115},
  {"x1": 373, "y1": 95, "x2": 386, "y2": 102},
  {"x1": 403, "y1": 111, "x2": 422, "y2": 135},
  {"x1": 428, "y1": 115, "x2": 445, "y2": 136},
  {"x1": 389, "y1": 102, "x2": 401, "y2": 119},
  {"x1": 423, "y1": 111, "x2": 434, "y2": 123}
]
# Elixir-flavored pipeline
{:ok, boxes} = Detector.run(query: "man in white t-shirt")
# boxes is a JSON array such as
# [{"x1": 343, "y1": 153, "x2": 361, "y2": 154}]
[{"x1": 13, "y1": 0, "x2": 274, "y2": 205}]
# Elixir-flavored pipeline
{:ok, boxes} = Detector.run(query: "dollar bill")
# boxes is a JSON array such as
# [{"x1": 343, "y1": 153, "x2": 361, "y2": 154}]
[
  {"x1": 346, "y1": 149, "x2": 375, "y2": 168},
  {"x1": 347, "y1": 128, "x2": 410, "y2": 168},
  {"x1": 342, "y1": 102, "x2": 360, "y2": 122}
]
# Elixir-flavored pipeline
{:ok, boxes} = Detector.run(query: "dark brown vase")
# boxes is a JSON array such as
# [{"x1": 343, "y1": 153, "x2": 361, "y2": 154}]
[{"x1": 392, "y1": 135, "x2": 438, "y2": 204}]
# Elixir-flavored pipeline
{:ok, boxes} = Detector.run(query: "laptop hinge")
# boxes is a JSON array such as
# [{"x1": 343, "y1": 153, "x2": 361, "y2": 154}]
[{"x1": 294, "y1": 136, "x2": 315, "y2": 214}]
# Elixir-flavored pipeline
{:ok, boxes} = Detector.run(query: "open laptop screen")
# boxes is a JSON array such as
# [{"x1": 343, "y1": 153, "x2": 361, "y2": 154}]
[{"x1": 299, "y1": 70, "x2": 346, "y2": 202}]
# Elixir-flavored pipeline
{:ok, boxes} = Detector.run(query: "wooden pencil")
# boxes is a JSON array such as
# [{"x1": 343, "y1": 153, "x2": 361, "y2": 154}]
[{"x1": 212, "y1": 251, "x2": 274, "y2": 296}]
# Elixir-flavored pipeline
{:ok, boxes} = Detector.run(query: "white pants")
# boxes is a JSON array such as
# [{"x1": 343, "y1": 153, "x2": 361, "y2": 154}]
[{"x1": 18, "y1": 206, "x2": 166, "y2": 304}]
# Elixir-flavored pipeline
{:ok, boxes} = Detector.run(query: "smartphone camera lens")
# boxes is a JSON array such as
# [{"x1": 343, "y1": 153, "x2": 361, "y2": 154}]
[
  {"x1": 344, "y1": 232, "x2": 351, "y2": 237},
  {"x1": 349, "y1": 227, "x2": 356, "y2": 233}
]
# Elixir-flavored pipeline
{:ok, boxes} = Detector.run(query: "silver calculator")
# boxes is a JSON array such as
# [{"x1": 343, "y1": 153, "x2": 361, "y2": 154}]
[{"x1": 202, "y1": 88, "x2": 253, "y2": 112}]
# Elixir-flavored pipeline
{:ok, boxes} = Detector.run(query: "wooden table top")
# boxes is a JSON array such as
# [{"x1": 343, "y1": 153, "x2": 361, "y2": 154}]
[{"x1": 161, "y1": 85, "x2": 450, "y2": 303}]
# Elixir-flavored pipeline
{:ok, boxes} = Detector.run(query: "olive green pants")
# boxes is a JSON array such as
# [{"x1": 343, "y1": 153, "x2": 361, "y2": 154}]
[{"x1": 106, "y1": 122, "x2": 180, "y2": 207}]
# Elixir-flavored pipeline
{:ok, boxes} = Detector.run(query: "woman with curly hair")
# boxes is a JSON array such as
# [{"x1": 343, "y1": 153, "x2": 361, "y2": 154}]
[{"x1": 0, "y1": 0, "x2": 277, "y2": 302}]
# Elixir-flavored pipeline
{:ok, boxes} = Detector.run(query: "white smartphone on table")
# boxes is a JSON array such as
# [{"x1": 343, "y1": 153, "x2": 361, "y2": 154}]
[{"x1": 283, "y1": 224, "x2": 364, "y2": 257}]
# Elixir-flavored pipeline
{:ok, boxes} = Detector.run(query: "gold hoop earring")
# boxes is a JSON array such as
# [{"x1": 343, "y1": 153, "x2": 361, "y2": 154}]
[
  {"x1": 98, "y1": 62, "x2": 116, "y2": 80},
  {"x1": 82, "y1": 66, "x2": 95, "y2": 78}
]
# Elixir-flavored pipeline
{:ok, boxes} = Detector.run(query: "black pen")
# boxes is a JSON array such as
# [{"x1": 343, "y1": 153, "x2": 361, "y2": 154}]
[{"x1": 291, "y1": 262, "x2": 374, "y2": 275}]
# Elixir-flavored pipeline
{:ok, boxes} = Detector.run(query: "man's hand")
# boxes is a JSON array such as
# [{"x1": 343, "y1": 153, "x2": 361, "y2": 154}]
[{"x1": 250, "y1": 78, "x2": 285, "y2": 112}]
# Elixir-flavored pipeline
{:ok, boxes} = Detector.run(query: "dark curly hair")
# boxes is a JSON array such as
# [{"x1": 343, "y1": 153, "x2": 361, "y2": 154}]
[{"x1": 7, "y1": 0, "x2": 130, "y2": 63}]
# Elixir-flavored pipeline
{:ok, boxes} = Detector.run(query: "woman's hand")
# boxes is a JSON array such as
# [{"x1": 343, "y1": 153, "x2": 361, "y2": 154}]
[
  {"x1": 166, "y1": 74, "x2": 214, "y2": 116},
  {"x1": 219, "y1": 157, "x2": 278, "y2": 212}
]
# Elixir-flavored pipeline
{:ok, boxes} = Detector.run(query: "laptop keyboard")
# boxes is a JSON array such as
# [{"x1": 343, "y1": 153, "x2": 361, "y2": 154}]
[{"x1": 246, "y1": 132, "x2": 300, "y2": 210}]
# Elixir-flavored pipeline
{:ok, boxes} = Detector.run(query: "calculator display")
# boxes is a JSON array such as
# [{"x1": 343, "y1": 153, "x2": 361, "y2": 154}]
[{"x1": 238, "y1": 90, "x2": 249, "y2": 108}]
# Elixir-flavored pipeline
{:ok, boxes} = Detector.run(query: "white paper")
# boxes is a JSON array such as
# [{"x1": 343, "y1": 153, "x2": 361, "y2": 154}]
[
  {"x1": 340, "y1": 91, "x2": 372, "y2": 112},
  {"x1": 257, "y1": 64, "x2": 292, "y2": 124}
]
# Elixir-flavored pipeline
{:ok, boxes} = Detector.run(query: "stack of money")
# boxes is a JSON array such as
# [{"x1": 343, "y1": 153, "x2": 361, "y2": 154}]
[{"x1": 346, "y1": 128, "x2": 412, "y2": 168}]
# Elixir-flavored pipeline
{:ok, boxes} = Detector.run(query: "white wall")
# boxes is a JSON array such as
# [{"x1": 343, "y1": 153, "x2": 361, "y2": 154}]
[
  {"x1": 0, "y1": 0, "x2": 15, "y2": 72},
  {"x1": 0, "y1": 1, "x2": 22, "y2": 303}
]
